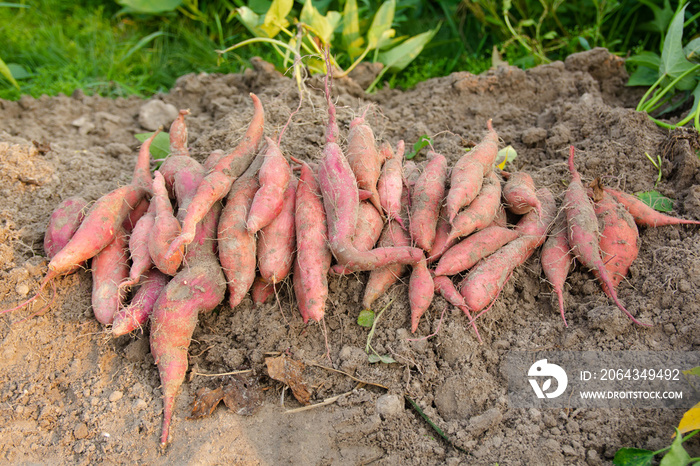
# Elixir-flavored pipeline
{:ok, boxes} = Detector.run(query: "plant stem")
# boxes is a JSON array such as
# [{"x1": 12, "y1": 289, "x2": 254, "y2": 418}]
[
  {"x1": 636, "y1": 73, "x2": 666, "y2": 112},
  {"x1": 641, "y1": 64, "x2": 700, "y2": 112}
]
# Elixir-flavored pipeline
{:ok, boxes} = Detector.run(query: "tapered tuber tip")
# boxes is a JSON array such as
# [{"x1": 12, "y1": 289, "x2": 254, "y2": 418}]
[
  {"x1": 487, "y1": 119, "x2": 494, "y2": 131},
  {"x1": 568, "y1": 145, "x2": 576, "y2": 175}
]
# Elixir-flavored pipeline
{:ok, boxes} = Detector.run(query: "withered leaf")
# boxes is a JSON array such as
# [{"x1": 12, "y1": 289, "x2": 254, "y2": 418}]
[
  {"x1": 222, "y1": 374, "x2": 263, "y2": 416},
  {"x1": 265, "y1": 355, "x2": 311, "y2": 405},
  {"x1": 189, "y1": 387, "x2": 225, "y2": 419},
  {"x1": 589, "y1": 177, "x2": 604, "y2": 202}
]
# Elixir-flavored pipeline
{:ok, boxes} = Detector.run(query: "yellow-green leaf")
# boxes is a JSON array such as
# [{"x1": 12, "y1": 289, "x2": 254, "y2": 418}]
[
  {"x1": 677, "y1": 402, "x2": 700, "y2": 435},
  {"x1": 367, "y1": 0, "x2": 395, "y2": 50},
  {"x1": 659, "y1": 428, "x2": 691, "y2": 466},
  {"x1": 342, "y1": 0, "x2": 363, "y2": 59},
  {"x1": 300, "y1": 0, "x2": 340, "y2": 45},
  {"x1": 260, "y1": 0, "x2": 292, "y2": 38},
  {"x1": 0, "y1": 56, "x2": 20, "y2": 90},
  {"x1": 235, "y1": 7, "x2": 266, "y2": 37},
  {"x1": 377, "y1": 26, "x2": 439, "y2": 73},
  {"x1": 497, "y1": 145, "x2": 518, "y2": 169}
]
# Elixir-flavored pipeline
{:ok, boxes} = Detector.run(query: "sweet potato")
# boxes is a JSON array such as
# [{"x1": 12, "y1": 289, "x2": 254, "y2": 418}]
[
  {"x1": 165, "y1": 93, "x2": 263, "y2": 260},
  {"x1": 433, "y1": 275, "x2": 482, "y2": 343},
  {"x1": 445, "y1": 157, "x2": 484, "y2": 223},
  {"x1": 427, "y1": 207, "x2": 453, "y2": 263},
  {"x1": 251, "y1": 277, "x2": 275, "y2": 307},
  {"x1": 468, "y1": 119, "x2": 499, "y2": 174},
  {"x1": 446, "y1": 171, "x2": 502, "y2": 246},
  {"x1": 43, "y1": 196, "x2": 88, "y2": 263},
  {"x1": 293, "y1": 161, "x2": 331, "y2": 322},
  {"x1": 565, "y1": 146, "x2": 649, "y2": 326},
  {"x1": 149, "y1": 171, "x2": 183, "y2": 276},
  {"x1": 121, "y1": 202, "x2": 155, "y2": 290},
  {"x1": 362, "y1": 220, "x2": 410, "y2": 309},
  {"x1": 377, "y1": 141, "x2": 405, "y2": 226},
  {"x1": 246, "y1": 137, "x2": 291, "y2": 234},
  {"x1": 540, "y1": 216, "x2": 573, "y2": 326},
  {"x1": 593, "y1": 192, "x2": 640, "y2": 296},
  {"x1": 409, "y1": 259, "x2": 434, "y2": 333},
  {"x1": 218, "y1": 159, "x2": 261, "y2": 309},
  {"x1": 460, "y1": 188, "x2": 556, "y2": 315},
  {"x1": 346, "y1": 110, "x2": 384, "y2": 214},
  {"x1": 409, "y1": 150, "x2": 448, "y2": 251},
  {"x1": 91, "y1": 227, "x2": 129, "y2": 325},
  {"x1": 603, "y1": 187, "x2": 700, "y2": 227},
  {"x1": 112, "y1": 269, "x2": 169, "y2": 337},
  {"x1": 502, "y1": 170, "x2": 542, "y2": 217},
  {"x1": 257, "y1": 177, "x2": 297, "y2": 284},
  {"x1": 434, "y1": 225, "x2": 519, "y2": 276}
]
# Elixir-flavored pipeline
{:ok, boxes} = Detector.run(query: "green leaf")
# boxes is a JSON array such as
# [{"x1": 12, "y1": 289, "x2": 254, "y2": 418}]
[
  {"x1": 368, "y1": 354, "x2": 396, "y2": 364},
  {"x1": 367, "y1": 0, "x2": 395, "y2": 50},
  {"x1": 659, "y1": 429, "x2": 691, "y2": 466},
  {"x1": 357, "y1": 309, "x2": 375, "y2": 328},
  {"x1": 635, "y1": 190, "x2": 674, "y2": 212},
  {"x1": 612, "y1": 448, "x2": 655, "y2": 466},
  {"x1": 260, "y1": 0, "x2": 292, "y2": 38},
  {"x1": 134, "y1": 131, "x2": 171, "y2": 160},
  {"x1": 659, "y1": 4, "x2": 697, "y2": 91},
  {"x1": 377, "y1": 27, "x2": 439, "y2": 73},
  {"x1": 342, "y1": 0, "x2": 363, "y2": 59},
  {"x1": 300, "y1": 0, "x2": 339, "y2": 45},
  {"x1": 628, "y1": 66, "x2": 661, "y2": 87},
  {"x1": 637, "y1": 0, "x2": 673, "y2": 35},
  {"x1": 519, "y1": 19, "x2": 536, "y2": 28},
  {"x1": 406, "y1": 135, "x2": 432, "y2": 160},
  {"x1": 116, "y1": 0, "x2": 183, "y2": 14},
  {"x1": 626, "y1": 51, "x2": 661, "y2": 71},
  {"x1": 686, "y1": 38, "x2": 700, "y2": 64},
  {"x1": 496, "y1": 145, "x2": 517, "y2": 169},
  {"x1": 0, "y1": 56, "x2": 19, "y2": 90},
  {"x1": 683, "y1": 367, "x2": 700, "y2": 378},
  {"x1": 235, "y1": 7, "x2": 265, "y2": 37},
  {"x1": 578, "y1": 36, "x2": 591, "y2": 51}
]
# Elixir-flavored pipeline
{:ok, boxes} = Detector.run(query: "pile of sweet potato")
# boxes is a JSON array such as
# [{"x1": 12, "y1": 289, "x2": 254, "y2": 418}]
[{"x1": 8, "y1": 77, "x2": 700, "y2": 448}]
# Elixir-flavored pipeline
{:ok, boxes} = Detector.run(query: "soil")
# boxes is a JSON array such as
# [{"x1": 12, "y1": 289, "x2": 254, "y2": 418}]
[{"x1": 1, "y1": 47, "x2": 700, "y2": 465}]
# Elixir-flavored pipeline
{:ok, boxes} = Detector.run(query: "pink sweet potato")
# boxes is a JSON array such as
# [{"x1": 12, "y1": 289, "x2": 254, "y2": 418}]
[
  {"x1": 468, "y1": 119, "x2": 499, "y2": 174},
  {"x1": 246, "y1": 137, "x2": 291, "y2": 234},
  {"x1": 165, "y1": 93, "x2": 263, "y2": 260},
  {"x1": 218, "y1": 162, "x2": 260, "y2": 309},
  {"x1": 293, "y1": 161, "x2": 331, "y2": 322},
  {"x1": 362, "y1": 220, "x2": 410, "y2": 309},
  {"x1": 377, "y1": 141, "x2": 405, "y2": 226},
  {"x1": 44, "y1": 196, "x2": 88, "y2": 262},
  {"x1": 593, "y1": 192, "x2": 640, "y2": 296},
  {"x1": 409, "y1": 258, "x2": 434, "y2": 333},
  {"x1": 427, "y1": 208, "x2": 453, "y2": 264},
  {"x1": 346, "y1": 110, "x2": 384, "y2": 214},
  {"x1": 121, "y1": 202, "x2": 155, "y2": 290},
  {"x1": 446, "y1": 155, "x2": 485, "y2": 223},
  {"x1": 603, "y1": 187, "x2": 700, "y2": 227},
  {"x1": 149, "y1": 171, "x2": 183, "y2": 276},
  {"x1": 502, "y1": 170, "x2": 542, "y2": 217},
  {"x1": 434, "y1": 225, "x2": 519, "y2": 276},
  {"x1": 112, "y1": 269, "x2": 169, "y2": 337},
  {"x1": 409, "y1": 150, "x2": 448, "y2": 251},
  {"x1": 446, "y1": 171, "x2": 502, "y2": 246},
  {"x1": 540, "y1": 216, "x2": 573, "y2": 326},
  {"x1": 565, "y1": 146, "x2": 648, "y2": 326},
  {"x1": 91, "y1": 227, "x2": 130, "y2": 325},
  {"x1": 257, "y1": 177, "x2": 297, "y2": 284},
  {"x1": 251, "y1": 277, "x2": 275, "y2": 307}
]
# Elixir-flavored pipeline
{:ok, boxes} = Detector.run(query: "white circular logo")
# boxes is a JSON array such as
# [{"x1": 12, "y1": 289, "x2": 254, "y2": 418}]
[{"x1": 528, "y1": 359, "x2": 568, "y2": 399}]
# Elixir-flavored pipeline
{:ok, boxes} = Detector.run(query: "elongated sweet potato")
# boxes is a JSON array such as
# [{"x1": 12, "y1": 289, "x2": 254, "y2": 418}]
[
  {"x1": 593, "y1": 192, "x2": 640, "y2": 296},
  {"x1": 434, "y1": 225, "x2": 519, "y2": 276},
  {"x1": 121, "y1": 202, "x2": 155, "y2": 290},
  {"x1": 468, "y1": 119, "x2": 499, "y2": 174},
  {"x1": 91, "y1": 227, "x2": 129, "y2": 325},
  {"x1": 293, "y1": 161, "x2": 331, "y2": 322},
  {"x1": 149, "y1": 171, "x2": 183, "y2": 276},
  {"x1": 445, "y1": 157, "x2": 484, "y2": 224},
  {"x1": 43, "y1": 196, "x2": 88, "y2": 269},
  {"x1": 251, "y1": 277, "x2": 275, "y2": 307},
  {"x1": 446, "y1": 171, "x2": 502, "y2": 246},
  {"x1": 565, "y1": 147, "x2": 649, "y2": 326},
  {"x1": 502, "y1": 170, "x2": 542, "y2": 217},
  {"x1": 433, "y1": 275, "x2": 482, "y2": 343},
  {"x1": 247, "y1": 137, "x2": 291, "y2": 234},
  {"x1": 377, "y1": 141, "x2": 405, "y2": 226},
  {"x1": 346, "y1": 110, "x2": 384, "y2": 214},
  {"x1": 540, "y1": 216, "x2": 573, "y2": 326},
  {"x1": 257, "y1": 177, "x2": 297, "y2": 284},
  {"x1": 603, "y1": 187, "x2": 700, "y2": 227},
  {"x1": 409, "y1": 150, "x2": 448, "y2": 251},
  {"x1": 409, "y1": 259, "x2": 434, "y2": 333}
]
